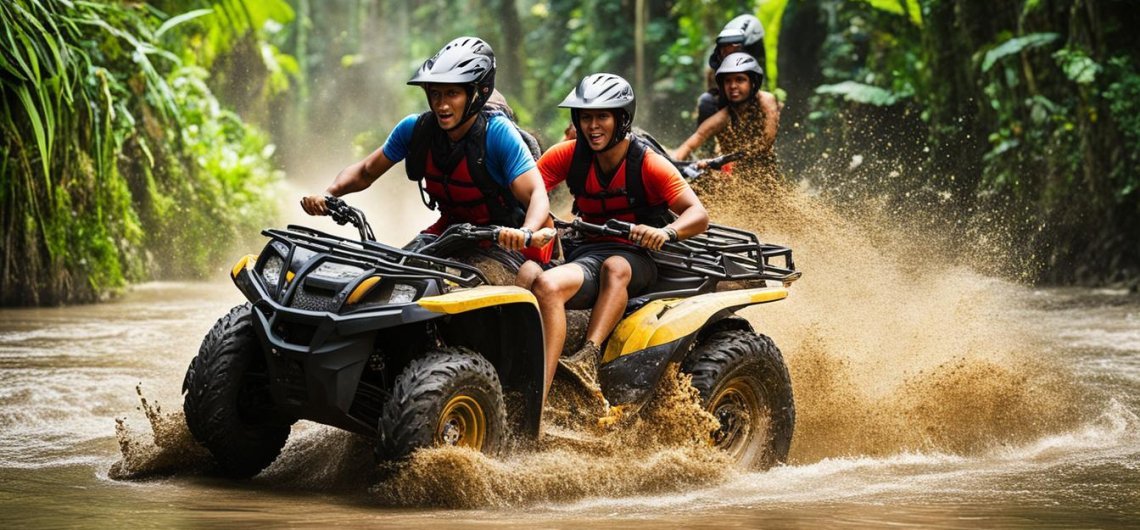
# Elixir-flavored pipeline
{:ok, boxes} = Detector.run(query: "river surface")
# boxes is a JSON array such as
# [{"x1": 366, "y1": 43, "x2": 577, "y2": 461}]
[{"x1": 0, "y1": 278, "x2": 1136, "y2": 528}]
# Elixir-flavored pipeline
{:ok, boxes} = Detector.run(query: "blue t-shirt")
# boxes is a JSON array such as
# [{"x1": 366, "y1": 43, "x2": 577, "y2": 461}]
[{"x1": 381, "y1": 113, "x2": 536, "y2": 188}]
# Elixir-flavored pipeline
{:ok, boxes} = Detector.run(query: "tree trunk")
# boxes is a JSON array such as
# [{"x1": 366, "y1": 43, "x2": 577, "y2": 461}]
[
  {"x1": 634, "y1": 0, "x2": 648, "y2": 122},
  {"x1": 495, "y1": 0, "x2": 524, "y2": 99}
]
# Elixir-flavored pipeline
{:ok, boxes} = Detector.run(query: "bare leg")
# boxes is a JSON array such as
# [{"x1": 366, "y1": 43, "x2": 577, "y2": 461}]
[
  {"x1": 530, "y1": 264, "x2": 585, "y2": 399},
  {"x1": 585, "y1": 256, "x2": 632, "y2": 346},
  {"x1": 515, "y1": 260, "x2": 544, "y2": 290}
]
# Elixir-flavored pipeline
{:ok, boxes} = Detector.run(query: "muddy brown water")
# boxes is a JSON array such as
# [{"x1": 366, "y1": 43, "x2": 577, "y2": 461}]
[{"x1": 2, "y1": 177, "x2": 1138, "y2": 527}]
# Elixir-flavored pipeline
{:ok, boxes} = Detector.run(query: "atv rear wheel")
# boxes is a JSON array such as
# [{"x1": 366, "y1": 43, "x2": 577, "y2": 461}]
[
  {"x1": 183, "y1": 303, "x2": 294, "y2": 478},
  {"x1": 683, "y1": 329, "x2": 794, "y2": 469},
  {"x1": 379, "y1": 348, "x2": 507, "y2": 460}
]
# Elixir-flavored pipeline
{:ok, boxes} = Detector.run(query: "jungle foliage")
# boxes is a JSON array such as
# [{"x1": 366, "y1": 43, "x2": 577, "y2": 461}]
[
  {"x1": 1, "y1": 0, "x2": 283, "y2": 305},
  {"x1": 260, "y1": 0, "x2": 1136, "y2": 284},
  {"x1": 781, "y1": 0, "x2": 1139, "y2": 283}
]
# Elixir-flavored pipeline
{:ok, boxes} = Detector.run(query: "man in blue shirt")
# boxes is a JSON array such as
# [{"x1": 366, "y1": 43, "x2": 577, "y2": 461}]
[{"x1": 301, "y1": 37, "x2": 554, "y2": 265}]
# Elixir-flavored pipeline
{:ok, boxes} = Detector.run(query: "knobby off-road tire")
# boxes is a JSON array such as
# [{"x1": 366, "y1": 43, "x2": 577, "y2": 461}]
[
  {"x1": 183, "y1": 303, "x2": 294, "y2": 478},
  {"x1": 683, "y1": 329, "x2": 795, "y2": 470},
  {"x1": 379, "y1": 348, "x2": 507, "y2": 460}
]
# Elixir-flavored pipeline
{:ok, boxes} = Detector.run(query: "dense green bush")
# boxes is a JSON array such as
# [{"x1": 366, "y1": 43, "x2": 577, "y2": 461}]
[{"x1": 1, "y1": 0, "x2": 281, "y2": 305}]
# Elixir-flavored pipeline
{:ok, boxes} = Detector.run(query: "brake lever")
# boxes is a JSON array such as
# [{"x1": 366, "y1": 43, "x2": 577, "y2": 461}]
[
  {"x1": 324, "y1": 195, "x2": 351, "y2": 225},
  {"x1": 323, "y1": 195, "x2": 375, "y2": 241}
]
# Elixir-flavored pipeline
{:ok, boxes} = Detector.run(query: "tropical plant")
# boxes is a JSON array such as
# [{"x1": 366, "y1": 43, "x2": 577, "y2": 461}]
[{"x1": 0, "y1": 0, "x2": 281, "y2": 305}]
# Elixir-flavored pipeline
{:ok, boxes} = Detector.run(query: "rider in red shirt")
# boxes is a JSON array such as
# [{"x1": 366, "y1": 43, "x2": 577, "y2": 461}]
[{"x1": 517, "y1": 74, "x2": 710, "y2": 399}]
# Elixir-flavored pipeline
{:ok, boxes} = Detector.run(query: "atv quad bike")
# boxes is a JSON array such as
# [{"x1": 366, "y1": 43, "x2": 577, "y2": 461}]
[{"x1": 182, "y1": 197, "x2": 801, "y2": 478}]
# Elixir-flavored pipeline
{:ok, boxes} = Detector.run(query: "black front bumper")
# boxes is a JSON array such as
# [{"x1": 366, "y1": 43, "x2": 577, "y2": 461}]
[{"x1": 235, "y1": 267, "x2": 441, "y2": 435}]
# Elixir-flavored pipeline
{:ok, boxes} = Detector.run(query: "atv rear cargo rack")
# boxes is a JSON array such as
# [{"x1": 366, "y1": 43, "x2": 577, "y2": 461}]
[
  {"x1": 560, "y1": 219, "x2": 801, "y2": 286},
  {"x1": 658, "y1": 222, "x2": 801, "y2": 285},
  {"x1": 264, "y1": 225, "x2": 489, "y2": 289}
]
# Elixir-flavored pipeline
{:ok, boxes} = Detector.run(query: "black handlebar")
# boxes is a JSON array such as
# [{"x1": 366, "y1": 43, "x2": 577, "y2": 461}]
[
  {"x1": 704, "y1": 151, "x2": 745, "y2": 170},
  {"x1": 443, "y1": 223, "x2": 501, "y2": 242},
  {"x1": 324, "y1": 196, "x2": 376, "y2": 242},
  {"x1": 415, "y1": 223, "x2": 503, "y2": 258},
  {"x1": 675, "y1": 152, "x2": 744, "y2": 181},
  {"x1": 554, "y1": 218, "x2": 692, "y2": 255}
]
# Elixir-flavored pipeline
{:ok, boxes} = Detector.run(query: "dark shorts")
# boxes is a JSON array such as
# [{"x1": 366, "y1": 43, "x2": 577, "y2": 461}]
[{"x1": 564, "y1": 241, "x2": 658, "y2": 310}]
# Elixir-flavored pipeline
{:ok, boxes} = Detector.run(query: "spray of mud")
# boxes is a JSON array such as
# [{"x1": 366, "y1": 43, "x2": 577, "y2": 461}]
[
  {"x1": 691, "y1": 159, "x2": 1091, "y2": 463},
  {"x1": 109, "y1": 385, "x2": 210, "y2": 479},
  {"x1": 372, "y1": 365, "x2": 732, "y2": 508},
  {"x1": 110, "y1": 384, "x2": 382, "y2": 490}
]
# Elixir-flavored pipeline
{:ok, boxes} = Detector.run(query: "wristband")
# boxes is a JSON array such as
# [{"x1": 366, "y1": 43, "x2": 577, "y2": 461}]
[
  {"x1": 663, "y1": 227, "x2": 679, "y2": 242},
  {"x1": 521, "y1": 227, "x2": 533, "y2": 247}
]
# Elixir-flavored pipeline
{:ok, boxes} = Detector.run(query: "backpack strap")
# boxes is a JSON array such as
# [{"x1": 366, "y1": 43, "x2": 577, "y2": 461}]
[
  {"x1": 404, "y1": 111, "x2": 435, "y2": 182},
  {"x1": 625, "y1": 135, "x2": 673, "y2": 227},
  {"x1": 624, "y1": 135, "x2": 649, "y2": 212},
  {"x1": 566, "y1": 138, "x2": 594, "y2": 197},
  {"x1": 464, "y1": 113, "x2": 524, "y2": 227}
]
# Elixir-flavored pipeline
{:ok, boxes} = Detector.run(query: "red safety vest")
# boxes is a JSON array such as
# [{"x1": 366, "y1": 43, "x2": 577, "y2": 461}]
[
  {"x1": 406, "y1": 111, "x2": 553, "y2": 263},
  {"x1": 567, "y1": 136, "x2": 673, "y2": 227}
]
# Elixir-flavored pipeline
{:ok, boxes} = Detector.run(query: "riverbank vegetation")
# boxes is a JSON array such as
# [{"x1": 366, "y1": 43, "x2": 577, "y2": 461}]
[
  {"x1": 2, "y1": 0, "x2": 1137, "y2": 305},
  {"x1": 1, "y1": 0, "x2": 284, "y2": 305}
]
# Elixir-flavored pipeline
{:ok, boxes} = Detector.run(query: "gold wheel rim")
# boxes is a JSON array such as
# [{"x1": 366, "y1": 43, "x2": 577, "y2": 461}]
[
  {"x1": 435, "y1": 394, "x2": 486, "y2": 450},
  {"x1": 707, "y1": 378, "x2": 761, "y2": 460}
]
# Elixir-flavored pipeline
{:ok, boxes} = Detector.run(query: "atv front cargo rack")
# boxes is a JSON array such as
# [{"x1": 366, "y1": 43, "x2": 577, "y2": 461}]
[{"x1": 264, "y1": 225, "x2": 489, "y2": 288}]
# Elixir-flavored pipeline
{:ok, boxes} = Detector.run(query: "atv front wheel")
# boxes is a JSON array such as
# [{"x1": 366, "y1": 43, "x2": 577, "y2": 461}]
[
  {"x1": 683, "y1": 329, "x2": 795, "y2": 469},
  {"x1": 183, "y1": 303, "x2": 294, "y2": 478},
  {"x1": 379, "y1": 348, "x2": 507, "y2": 460}
]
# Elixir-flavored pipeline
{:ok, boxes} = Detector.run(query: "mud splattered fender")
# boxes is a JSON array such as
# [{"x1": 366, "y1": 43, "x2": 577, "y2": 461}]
[{"x1": 599, "y1": 287, "x2": 789, "y2": 407}]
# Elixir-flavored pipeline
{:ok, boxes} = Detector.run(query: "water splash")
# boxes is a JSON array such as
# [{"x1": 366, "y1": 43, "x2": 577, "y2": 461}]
[
  {"x1": 695, "y1": 167, "x2": 1091, "y2": 462},
  {"x1": 371, "y1": 366, "x2": 732, "y2": 508},
  {"x1": 108, "y1": 384, "x2": 210, "y2": 479}
]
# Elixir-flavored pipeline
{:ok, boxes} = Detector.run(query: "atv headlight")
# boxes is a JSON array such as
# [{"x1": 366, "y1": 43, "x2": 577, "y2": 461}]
[
  {"x1": 346, "y1": 280, "x2": 423, "y2": 307},
  {"x1": 312, "y1": 262, "x2": 365, "y2": 281},
  {"x1": 388, "y1": 283, "x2": 418, "y2": 304},
  {"x1": 262, "y1": 254, "x2": 285, "y2": 285}
]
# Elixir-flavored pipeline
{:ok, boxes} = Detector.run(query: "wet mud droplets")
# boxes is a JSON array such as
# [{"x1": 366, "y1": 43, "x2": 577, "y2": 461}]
[{"x1": 109, "y1": 385, "x2": 210, "y2": 479}]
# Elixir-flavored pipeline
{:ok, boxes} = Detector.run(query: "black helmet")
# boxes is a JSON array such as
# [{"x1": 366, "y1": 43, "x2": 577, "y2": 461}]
[
  {"x1": 708, "y1": 14, "x2": 766, "y2": 70},
  {"x1": 559, "y1": 73, "x2": 636, "y2": 151},
  {"x1": 715, "y1": 52, "x2": 764, "y2": 103},
  {"x1": 408, "y1": 37, "x2": 496, "y2": 129}
]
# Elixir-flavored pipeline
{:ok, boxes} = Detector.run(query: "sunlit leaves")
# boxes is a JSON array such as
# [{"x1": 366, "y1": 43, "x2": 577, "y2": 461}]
[
  {"x1": 980, "y1": 32, "x2": 1058, "y2": 72},
  {"x1": 815, "y1": 80, "x2": 901, "y2": 106},
  {"x1": 1053, "y1": 48, "x2": 1101, "y2": 85},
  {"x1": 758, "y1": 0, "x2": 789, "y2": 88},
  {"x1": 155, "y1": 8, "x2": 213, "y2": 39},
  {"x1": 860, "y1": 0, "x2": 923, "y2": 26}
]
